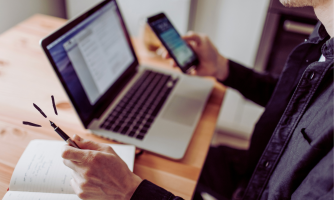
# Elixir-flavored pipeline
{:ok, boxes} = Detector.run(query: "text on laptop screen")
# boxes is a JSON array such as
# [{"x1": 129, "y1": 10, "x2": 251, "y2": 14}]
[{"x1": 47, "y1": 1, "x2": 134, "y2": 107}]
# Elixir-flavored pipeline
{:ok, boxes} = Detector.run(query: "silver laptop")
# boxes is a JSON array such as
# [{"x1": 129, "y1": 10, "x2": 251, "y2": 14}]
[{"x1": 40, "y1": 0, "x2": 213, "y2": 159}]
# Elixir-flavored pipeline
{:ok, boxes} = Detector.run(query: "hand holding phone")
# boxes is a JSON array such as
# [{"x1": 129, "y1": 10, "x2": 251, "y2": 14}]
[{"x1": 147, "y1": 13, "x2": 199, "y2": 73}]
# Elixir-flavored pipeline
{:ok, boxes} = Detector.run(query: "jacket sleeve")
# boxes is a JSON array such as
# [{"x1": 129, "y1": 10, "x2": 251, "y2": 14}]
[
  {"x1": 220, "y1": 60, "x2": 279, "y2": 107},
  {"x1": 318, "y1": 187, "x2": 334, "y2": 200},
  {"x1": 131, "y1": 180, "x2": 184, "y2": 200}
]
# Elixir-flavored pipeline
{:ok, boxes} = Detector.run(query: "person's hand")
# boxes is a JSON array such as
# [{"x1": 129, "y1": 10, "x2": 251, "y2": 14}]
[
  {"x1": 62, "y1": 135, "x2": 142, "y2": 200},
  {"x1": 157, "y1": 31, "x2": 229, "y2": 81}
]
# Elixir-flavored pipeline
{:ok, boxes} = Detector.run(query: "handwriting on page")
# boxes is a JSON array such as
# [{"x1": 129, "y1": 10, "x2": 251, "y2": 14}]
[
  {"x1": 3, "y1": 191, "x2": 80, "y2": 200},
  {"x1": 9, "y1": 140, "x2": 74, "y2": 194}
]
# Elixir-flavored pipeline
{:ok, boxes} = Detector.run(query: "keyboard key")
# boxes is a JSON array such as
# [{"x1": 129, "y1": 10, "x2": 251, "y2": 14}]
[
  {"x1": 140, "y1": 129, "x2": 148, "y2": 134},
  {"x1": 120, "y1": 127, "x2": 129, "y2": 134},
  {"x1": 113, "y1": 125, "x2": 121, "y2": 132},
  {"x1": 126, "y1": 110, "x2": 132, "y2": 115},
  {"x1": 126, "y1": 119, "x2": 133, "y2": 124},
  {"x1": 136, "y1": 134, "x2": 145, "y2": 140},
  {"x1": 127, "y1": 120, "x2": 134, "y2": 126},
  {"x1": 128, "y1": 131, "x2": 136, "y2": 137},
  {"x1": 100, "y1": 70, "x2": 178, "y2": 138},
  {"x1": 108, "y1": 120, "x2": 116, "y2": 125}
]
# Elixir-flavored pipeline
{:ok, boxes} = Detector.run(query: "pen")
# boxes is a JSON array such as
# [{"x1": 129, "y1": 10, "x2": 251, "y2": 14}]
[{"x1": 49, "y1": 120, "x2": 80, "y2": 149}]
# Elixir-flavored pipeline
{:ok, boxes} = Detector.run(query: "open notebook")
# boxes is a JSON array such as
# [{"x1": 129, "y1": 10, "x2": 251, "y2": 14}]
[{"x1": 2, "y1": 140, "x2": 135, "y2": 200}]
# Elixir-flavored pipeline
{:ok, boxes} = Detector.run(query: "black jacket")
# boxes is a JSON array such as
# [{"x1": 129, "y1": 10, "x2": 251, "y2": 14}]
[{"x1": 131, "y1": 22, "x2": 334, "y2": 200}]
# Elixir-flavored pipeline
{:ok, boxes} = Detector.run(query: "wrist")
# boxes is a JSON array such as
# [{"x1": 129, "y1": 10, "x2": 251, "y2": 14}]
[
  {"x1": 215, "y1": 55, "x2": 229, "y2": 81},
  {"x1": 125, "y1": 174, "x2": 143, "y2": 200}
]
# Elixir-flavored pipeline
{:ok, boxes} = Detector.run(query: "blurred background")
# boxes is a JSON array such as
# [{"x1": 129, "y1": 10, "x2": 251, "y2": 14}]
[{"x1": 0, "y1": 0, "x2": 317, "y2": 149}]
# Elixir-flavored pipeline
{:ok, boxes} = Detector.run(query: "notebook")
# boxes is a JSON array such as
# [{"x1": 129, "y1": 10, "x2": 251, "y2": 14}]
[{"x1": 2, "y1": 140, "x2": 135, "y2": 200}]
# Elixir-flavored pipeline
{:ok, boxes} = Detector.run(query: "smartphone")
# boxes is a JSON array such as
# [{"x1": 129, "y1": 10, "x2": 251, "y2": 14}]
[{"x1": 147, "y1": 13, "x2": 199, "y2": 73}]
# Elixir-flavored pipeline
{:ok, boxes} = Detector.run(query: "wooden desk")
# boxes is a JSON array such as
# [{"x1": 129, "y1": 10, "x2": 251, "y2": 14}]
[{"x1": 0, "y1": 15, "x2": 225, "y2": 199}]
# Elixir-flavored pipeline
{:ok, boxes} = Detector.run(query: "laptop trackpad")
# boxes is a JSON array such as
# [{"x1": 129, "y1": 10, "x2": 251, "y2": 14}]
[{"x1": 161, "y1": 95, "x2": 202, "y2": 126}]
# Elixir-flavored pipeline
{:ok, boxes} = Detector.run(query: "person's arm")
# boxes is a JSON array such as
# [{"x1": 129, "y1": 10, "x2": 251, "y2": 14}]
[
  {"x1": 159, "y1": 31, "x2": 279, "y2": 107},
  {"x1": 131, "y1": 180, "x2": 184, "y2": 200},
  {"x1": 318, "y1": 187, "x2": 334, "y2": 200},
  {"x1": 221, "y1": 60, "x2": 279, "y2": 107},
  {"x1": 61, "y1": 135, "x2": 184, "y2": 200}
]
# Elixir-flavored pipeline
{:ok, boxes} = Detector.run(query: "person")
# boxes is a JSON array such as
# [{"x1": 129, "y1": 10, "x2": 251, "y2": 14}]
[{"x1": 61, "y1": 0, "x2": 333, "y2": 199}]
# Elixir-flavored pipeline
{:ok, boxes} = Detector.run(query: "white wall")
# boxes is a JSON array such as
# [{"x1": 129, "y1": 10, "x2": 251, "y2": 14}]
[
  {"x1": 0, "y1": 0, "x2": 66, "y2": 34},
  {"x1": 189, "y1": 0, "x2": 270, "y2": 139},
  {"x1": 191, "y1": 0, "x2": 270, "y2": 67},
  {"x1": 67, "y1": 0, "x2": 270, "y2": 67},
  {"x1": 66, "y1": 0, "x2": 102, "y2": 19},
  {"x1": 66, "y1": 0, "x2": 191, "y2": 36}
]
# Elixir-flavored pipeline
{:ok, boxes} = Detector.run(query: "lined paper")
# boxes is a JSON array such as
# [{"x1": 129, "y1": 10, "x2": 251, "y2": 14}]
[
  {"x1": 8, "y1": 140, "x2": 135, "y2": 194},
  {"x1": 3, "y1": 191, "x2": 80, "y2": 200}
]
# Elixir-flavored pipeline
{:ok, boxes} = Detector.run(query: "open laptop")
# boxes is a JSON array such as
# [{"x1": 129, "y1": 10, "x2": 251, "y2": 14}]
[{"x1": 40, "y1": 0, "x2": 213, "y2": 159}]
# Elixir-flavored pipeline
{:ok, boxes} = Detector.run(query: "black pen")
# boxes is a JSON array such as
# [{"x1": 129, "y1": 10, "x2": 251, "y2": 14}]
[{"x1": 49, "y1": 120, "x2": 80, "y2": 149}]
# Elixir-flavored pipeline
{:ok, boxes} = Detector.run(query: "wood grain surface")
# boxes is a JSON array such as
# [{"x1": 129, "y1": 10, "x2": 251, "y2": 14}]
[{"x1": 0, "y1": 14, "x2": 225, "y2": 199}]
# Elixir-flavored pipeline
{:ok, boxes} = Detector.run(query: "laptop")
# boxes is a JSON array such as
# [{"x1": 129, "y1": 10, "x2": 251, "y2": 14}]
[{"x1": 40, "y1": 0, "x2": 213, "y2": 159}]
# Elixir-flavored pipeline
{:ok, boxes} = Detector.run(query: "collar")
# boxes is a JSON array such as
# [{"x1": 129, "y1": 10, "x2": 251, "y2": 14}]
[
  {"x1": 322, "y1": 38, "x2": 333, "y2": 60},
  {"x1": 317, "y1": 23, "x2": 329, "y2": 40},
  {"x1": 308, "y1": 22, "x2": 329, "y2": 44},
  {"x1": 308, "y1": 22, "x2": 333, "y2": 60}
]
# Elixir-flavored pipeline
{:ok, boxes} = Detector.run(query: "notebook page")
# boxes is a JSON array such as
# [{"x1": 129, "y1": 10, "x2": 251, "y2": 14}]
[
  {"x1": 105, "y1": 144, "x2": 135, "y2": 172},
  {"x1": 3, "y1": 191, "x2": 80, "y2": 200},
  {"x1": 9, "y1": 140, "x2": 135, "y2": 194}
]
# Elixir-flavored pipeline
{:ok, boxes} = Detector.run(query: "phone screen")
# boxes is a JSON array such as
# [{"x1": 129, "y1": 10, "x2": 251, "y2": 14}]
[{"x1": 149, "y1": 16, "x2": 198, "y2": 71}]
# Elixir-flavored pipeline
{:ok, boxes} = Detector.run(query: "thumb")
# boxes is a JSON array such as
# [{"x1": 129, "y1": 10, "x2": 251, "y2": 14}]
[
  {"x1": 182, "y1": 32, "x2": 201, "y2": 46},
  {"x1": 186, "y1": 41, "x2": 201, "y2": 56},
  {"x1": 72, "y1": 135, "x2": 114, "y2": 153}
]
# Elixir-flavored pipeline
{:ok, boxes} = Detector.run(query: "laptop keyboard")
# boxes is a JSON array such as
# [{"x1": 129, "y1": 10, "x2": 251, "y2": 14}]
[{"x1": 100, "y1": 70, "x2": 178, "y2": 140}]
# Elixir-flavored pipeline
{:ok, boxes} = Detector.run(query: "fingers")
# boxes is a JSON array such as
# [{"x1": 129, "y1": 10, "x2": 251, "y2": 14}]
[
  {"x1": 71, "y1": 178, "x2": 82, "y2": 195},
  {"x1": 72, "y1": 171, "x2": 92, "y2": 186},
  {"x1": 183, "y1": 31, "x2": 202, "y2": 46},
  {"x1": 188, "y1": 68, "x2": 197, "y2": 76},
  {"x1": 62, "y1": 145, "x2": 86, "y2": 162},
  {"x1": 156, "y1": 46, "x2": 178, "y2": 69},
  {"x1": 70, "y1": 177, "x2": 99, "y2": 200},
  {"x1": 72, "y1": 170, "x2": 83, "y2": 182},
  {"x1": 71, "y1": 178, "x2": 91, "y2": 200},
  {"x1": 169, "y1": 60, "x2": 177, "y2": 68},
  {"x1": 156, "y1": 47, "x2": 170, "y2": 59},
  {"x1": 72, "y1": 135, "x2": 114, "y2": 153},
  {"x1": 72, "y1": 135, "x2": 100, "y2": 150},
  {"x1": 183, "y1": 32, "x2": 203, "y2": 57},
  {"x1": 63, "y1": 158, "x2": 82, "y2": 172}
]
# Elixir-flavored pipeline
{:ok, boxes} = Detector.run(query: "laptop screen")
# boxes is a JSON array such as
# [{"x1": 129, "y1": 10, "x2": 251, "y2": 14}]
[{"x1": 42, "y1": 0, "x2": 138, "y2": 127}]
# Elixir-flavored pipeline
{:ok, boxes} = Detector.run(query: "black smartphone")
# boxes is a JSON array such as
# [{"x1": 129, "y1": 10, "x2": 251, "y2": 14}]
[{"x1": 147, "y1": 13, "x2": 199, "y2": 73}]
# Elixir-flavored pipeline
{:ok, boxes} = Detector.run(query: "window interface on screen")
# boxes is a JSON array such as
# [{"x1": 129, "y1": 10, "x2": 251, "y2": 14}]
[
  {"x1": 47, "y1": 1, "x2": 134, "y2": 106},
  {"x1": 150, "y1": 17, "x2": 196, "y2": 68}
]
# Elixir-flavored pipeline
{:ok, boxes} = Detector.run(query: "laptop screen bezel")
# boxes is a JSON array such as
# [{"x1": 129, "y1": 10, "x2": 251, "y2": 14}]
[{"x1": 40, "y1": 0, "x2": 139, "y2": 128}]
